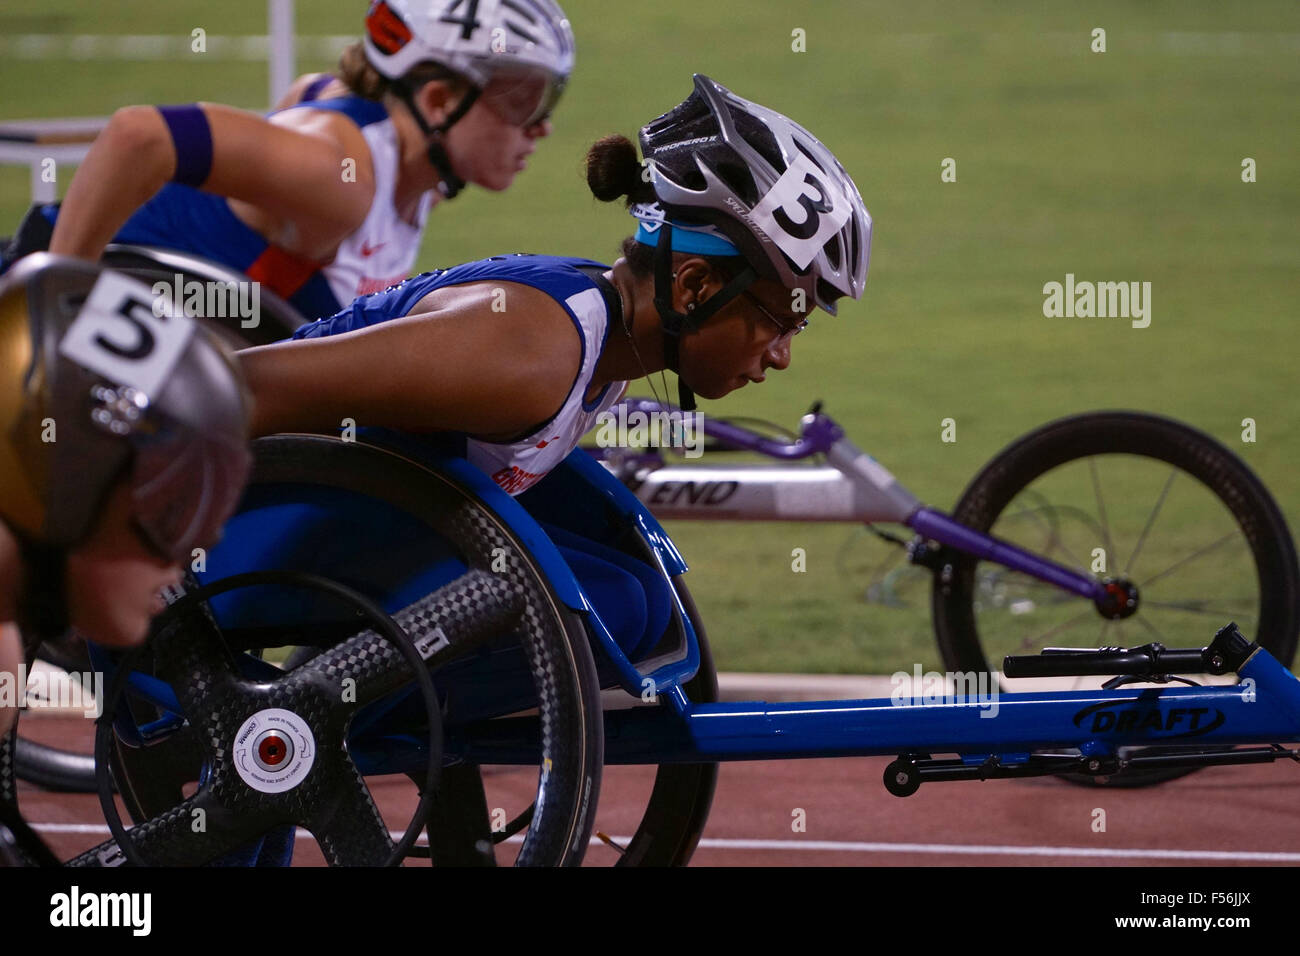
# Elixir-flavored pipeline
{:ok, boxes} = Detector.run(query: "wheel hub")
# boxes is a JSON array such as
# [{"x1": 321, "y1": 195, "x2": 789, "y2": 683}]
[
  {"x1": 1097, "y1": 577, "x2": 1140, "y2": 620},
  {"x1": 233, "y1": 708, "x2": 315, "y2": 794}
]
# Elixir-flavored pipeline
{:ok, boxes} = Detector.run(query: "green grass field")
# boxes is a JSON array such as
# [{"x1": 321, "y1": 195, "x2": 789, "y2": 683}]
[{"x1": 2, "y1": 1, "x2": 1296, "y2": 673}]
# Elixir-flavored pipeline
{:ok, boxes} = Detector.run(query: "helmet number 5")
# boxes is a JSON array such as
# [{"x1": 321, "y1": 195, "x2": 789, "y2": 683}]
[{"x1": 59, "y1": 272, "x2": 196, "y2": 399}]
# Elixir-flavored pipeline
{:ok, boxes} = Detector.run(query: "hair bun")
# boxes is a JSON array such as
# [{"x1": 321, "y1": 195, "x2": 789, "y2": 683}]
[{"x1": 586, "y1": 134, "x2": 655, "y2": 206}]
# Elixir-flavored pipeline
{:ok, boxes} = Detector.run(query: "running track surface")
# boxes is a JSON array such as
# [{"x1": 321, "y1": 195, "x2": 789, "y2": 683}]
[{"x1": 18, "y1": 716, "x2": 1300, "y2": 866}]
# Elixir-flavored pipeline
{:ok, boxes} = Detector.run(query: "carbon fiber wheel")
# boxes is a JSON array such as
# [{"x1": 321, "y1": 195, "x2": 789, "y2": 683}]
[
  {"x1": 932, "y1": 411, "x2": 1300, "y2": 787},
  {"x1": 87, "y1": 571, "x2": 446, "y2": 867},
  {"x1": 97, "y1": 435, "x2": 603, "y2": 866},
  {"x1": 430, "y1": 576, "x2": 721, "y2": 867}
]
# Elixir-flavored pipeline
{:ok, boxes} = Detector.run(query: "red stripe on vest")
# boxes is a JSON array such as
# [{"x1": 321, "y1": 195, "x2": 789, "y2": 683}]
[{"x1": 244, "y1": 245, "x2": 321, "y2": 300}]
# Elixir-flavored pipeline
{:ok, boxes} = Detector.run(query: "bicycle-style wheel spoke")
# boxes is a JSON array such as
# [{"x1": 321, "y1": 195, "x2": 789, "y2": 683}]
[
  {"x1": 1004, "y1": 501, "x2": 1090, "y2": 573},
  {"x1": 1088, "y1": 458, "x2": 1117, "y2": 572},
  {"x1": 1138, "y1": 530, "x2": 1239, "y2": 589},
  {"x1": 1132, "y1": 610, "x2": 1166, "y2": 644},
  {"x1": 1011, "y1": 606, "x2": 1098, "y2": 652},
  {"x1": 1143, "y1": 598, "x2": 1258, "y2": 622},
  {"x1": 1124, "y1": 468, "x2": 1177, "y2": 576}
]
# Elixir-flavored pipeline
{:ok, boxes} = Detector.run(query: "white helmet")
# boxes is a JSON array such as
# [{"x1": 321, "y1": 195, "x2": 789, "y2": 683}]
[{"x1": 364, "y1": 0, "x2": 574, "y2": 120}]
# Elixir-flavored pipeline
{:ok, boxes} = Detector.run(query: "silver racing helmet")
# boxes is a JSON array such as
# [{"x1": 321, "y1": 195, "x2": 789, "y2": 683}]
[{"x1": 640, "y1": 74, "x2": 871, "y2": 314}]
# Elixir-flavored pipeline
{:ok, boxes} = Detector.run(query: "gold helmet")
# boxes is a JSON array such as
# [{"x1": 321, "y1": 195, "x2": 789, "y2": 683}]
[{"x1": 0, "y1": 254, "x2": 252, "y2": 564}]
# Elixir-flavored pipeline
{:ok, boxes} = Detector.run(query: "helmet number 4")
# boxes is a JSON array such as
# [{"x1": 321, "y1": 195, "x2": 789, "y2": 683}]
[
  {"x1": 59, "y1": 272, "x2": 196, "y2": 399},
  {"x1": 439, "y1": 0, "x2": 485, "y2": 41}
]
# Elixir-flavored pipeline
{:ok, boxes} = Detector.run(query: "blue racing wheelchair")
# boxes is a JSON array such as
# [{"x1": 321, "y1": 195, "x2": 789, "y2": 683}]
[
  {"x1": 73, "y1": 428, "x2": 718, "y2": 866},
  {"x1": 55, "y1": 403, "x2": 1300, "y2": 866}
]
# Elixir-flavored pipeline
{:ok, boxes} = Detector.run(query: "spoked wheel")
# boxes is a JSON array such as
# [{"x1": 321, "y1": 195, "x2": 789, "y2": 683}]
[
  {"x1": 932, "y1": 411, "x2": 1300, "y2": 787},
  {"x1": 83, "y1": 571, "x2": 445, "y2": 867},
  {"x1": 90, "y1": 434, "x2": 602, "y2": 867}
]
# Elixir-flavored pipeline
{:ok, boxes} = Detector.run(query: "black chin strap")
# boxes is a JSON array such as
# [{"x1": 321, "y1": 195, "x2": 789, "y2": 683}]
[
  {"x1": 14, "y1": 539, "x2": 69, "y2": 655},
  {"x1": 651, "y1": 224, "x2": 756, "y2": 411},
  {"x1": 392, "y1": 80, "x2": 482, "y2": 199}
]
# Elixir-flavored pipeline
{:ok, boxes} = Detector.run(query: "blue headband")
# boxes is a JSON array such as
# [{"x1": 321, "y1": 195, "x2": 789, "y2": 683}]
[
  {"x1": 634, "y1": 222, "x2": 740, "y2": 256},
  {"x1": 630, "y1": 202, "x2": 743, "y2": 257}
]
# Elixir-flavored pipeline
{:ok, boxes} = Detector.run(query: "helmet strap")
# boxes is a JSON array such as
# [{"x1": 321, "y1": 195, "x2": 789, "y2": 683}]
[
  {"x1": 14, "y1": 538, "x2": 69, "y2": 653},
  {"x1": 392, "y1": 79, "x2": 482, "y2": 199},
  {"x1": 650, "y1": 225, "x2": 756, "y2": 412}
]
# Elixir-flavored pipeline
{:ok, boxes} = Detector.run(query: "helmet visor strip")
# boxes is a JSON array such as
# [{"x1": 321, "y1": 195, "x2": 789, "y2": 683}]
[
  {"x1": 479, "y1": 66, "x2": 566, "y2": 127},
  {"x1": 128, "y1": 418, "x2": 251, "y2": 565}
]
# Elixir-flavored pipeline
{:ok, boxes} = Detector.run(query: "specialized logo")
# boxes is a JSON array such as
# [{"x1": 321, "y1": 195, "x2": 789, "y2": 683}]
[
  {"x1": 1073, "y1": 700, "x2": 1225, "y2": 738},
  {"x1": 232, "y1": 708, "x2": 316, "y2": 793}
]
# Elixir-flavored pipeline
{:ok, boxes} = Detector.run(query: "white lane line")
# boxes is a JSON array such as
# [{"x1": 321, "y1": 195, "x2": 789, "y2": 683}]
[
  {"x1": 685, "y1": 838, "x2": 1300, "y2": 862},
  {"x1": 0, "y1": 35, "x2": 353, "y2": 60},
  {"x1": 30, "y1": 823, "x2": 1299, "y2": 862}
]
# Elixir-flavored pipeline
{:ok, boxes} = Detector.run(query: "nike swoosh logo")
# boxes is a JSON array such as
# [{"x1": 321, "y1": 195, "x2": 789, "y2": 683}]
[{"x1": 360, "y1": 240, "x2": 385, "y2": 257}]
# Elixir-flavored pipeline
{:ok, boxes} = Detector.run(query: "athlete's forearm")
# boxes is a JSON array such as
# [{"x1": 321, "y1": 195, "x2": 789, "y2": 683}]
[
  {"x1": 238, "y1": 337, "x2": 387, "y2": 438},
  {"x1": 48, "y1": 106, "x2": 177, "y2": 260},
  {"x1": 237, "y1": 305, "x2": 575, "y2": 440}
]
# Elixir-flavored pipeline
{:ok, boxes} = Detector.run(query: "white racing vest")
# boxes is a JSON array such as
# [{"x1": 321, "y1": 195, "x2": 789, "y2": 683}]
[
  {"x1": 466, "y1": 284, "x2": 627, "y2": 495},
  {"x1": 292, "y1": 254, "x2": 629, "y2": 495}
]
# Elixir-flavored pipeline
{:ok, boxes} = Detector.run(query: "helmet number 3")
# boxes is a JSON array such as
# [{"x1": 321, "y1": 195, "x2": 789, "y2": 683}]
[
  {"x1": 59, "y1": 272, "x2": 196, "y2": 400},
  {"x1": 751, "y1": 152, "x2": 852, "y2": 270}
]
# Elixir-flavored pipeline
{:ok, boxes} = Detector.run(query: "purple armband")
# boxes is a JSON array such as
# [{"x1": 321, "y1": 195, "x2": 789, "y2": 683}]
[{"x1": 157, "y1": 104, "x2": 214, "y2": 187}]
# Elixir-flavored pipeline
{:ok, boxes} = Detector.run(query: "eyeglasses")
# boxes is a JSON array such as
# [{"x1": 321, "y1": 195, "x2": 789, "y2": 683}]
[{"x1": 741, "y1": 289, "x2": 808, "y2": 342}]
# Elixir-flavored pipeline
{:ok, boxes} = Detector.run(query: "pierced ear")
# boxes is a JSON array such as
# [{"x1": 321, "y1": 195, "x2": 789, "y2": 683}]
[{"x1": 672, "y1": 257, "x2": 716, "y2": 296}]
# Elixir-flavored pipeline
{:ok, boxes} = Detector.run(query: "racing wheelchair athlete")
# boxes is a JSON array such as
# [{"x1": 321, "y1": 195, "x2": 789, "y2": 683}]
[
  {"x1": 84, "y1": 73, "x2": 871, "y2": 866},
  {"x1": 4, "y1": 0, "x2": 575, "y2": 324},
  {"x1": 0, "y1": 254, "x2": 254, "y2": 865}
]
